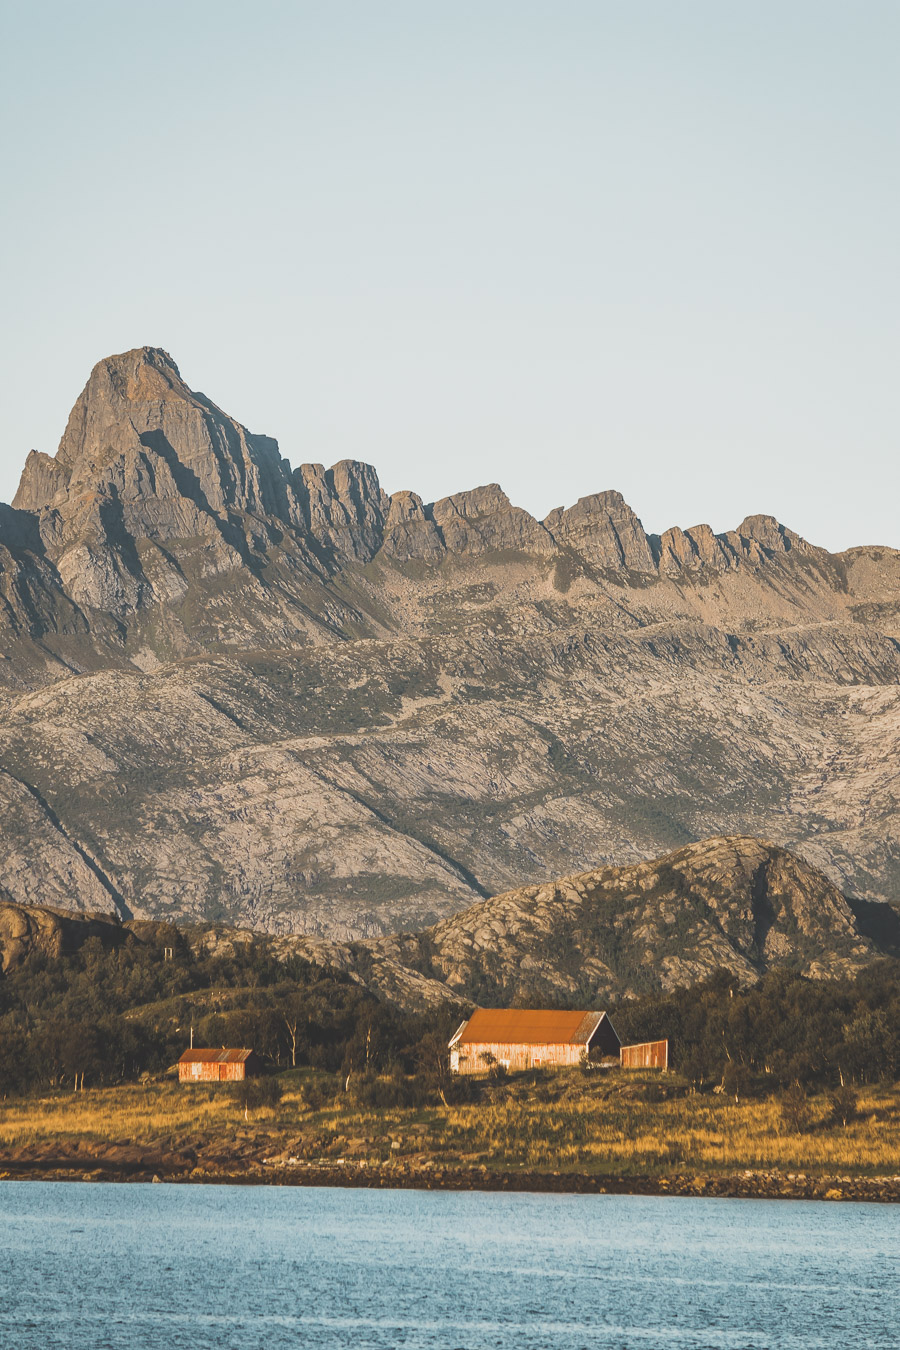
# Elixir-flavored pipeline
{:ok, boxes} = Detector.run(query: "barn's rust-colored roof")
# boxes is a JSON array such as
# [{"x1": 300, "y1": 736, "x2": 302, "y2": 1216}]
[
  {"x1": 178, "y1": 1048, "x2": 254, "y2": 1064},
  {"x1": 454, "y1": 1009, "x2": 608, "y2": 1047}
]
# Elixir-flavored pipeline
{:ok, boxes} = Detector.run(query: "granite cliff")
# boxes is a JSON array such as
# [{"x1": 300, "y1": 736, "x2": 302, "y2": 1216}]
[{"x1": 1, "y1": 348, "x2": 899, "y2": 937}]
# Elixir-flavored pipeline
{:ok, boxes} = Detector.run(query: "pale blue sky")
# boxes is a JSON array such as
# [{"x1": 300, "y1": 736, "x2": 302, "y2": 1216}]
[{"x1": 1, "y1": 1, "x2": 897, "y2": 549}]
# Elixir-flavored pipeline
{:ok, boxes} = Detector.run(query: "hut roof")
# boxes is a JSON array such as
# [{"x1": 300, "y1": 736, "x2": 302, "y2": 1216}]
[
  {"x1": 177, "y1": 1048, "x2": 255, "y2": 1065},
  {"x1": 453, "y1": 1009, "x2": 610, "y2": 1047}
]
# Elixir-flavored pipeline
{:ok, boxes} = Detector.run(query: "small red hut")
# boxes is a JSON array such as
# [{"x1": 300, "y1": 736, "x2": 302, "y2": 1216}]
[{"x1": 177, "y1": 1048, "x2": 262, "y2": 1083}]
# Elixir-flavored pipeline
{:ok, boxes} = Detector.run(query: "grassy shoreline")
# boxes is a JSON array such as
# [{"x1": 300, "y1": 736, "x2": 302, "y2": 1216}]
[{"x1": 2, "y1": 1068, "x2": 899, "y2": 1201}]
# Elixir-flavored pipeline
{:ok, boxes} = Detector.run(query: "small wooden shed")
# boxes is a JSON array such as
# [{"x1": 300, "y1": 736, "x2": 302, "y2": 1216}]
[
  {"x1": 449, "y1": 1008, "x2": 621, "y2": 1076},
  {"x1": 620, "y1": 1039, "x2": 669, "y2": 1070},
  {"x1": 178, "y1": 1048, "x2": 262, "y2": 1083}
]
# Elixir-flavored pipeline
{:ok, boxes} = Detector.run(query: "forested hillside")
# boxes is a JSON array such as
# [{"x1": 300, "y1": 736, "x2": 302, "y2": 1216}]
[{"x1": 1, "y1": 901, "x2": 897, "y2": 1098}]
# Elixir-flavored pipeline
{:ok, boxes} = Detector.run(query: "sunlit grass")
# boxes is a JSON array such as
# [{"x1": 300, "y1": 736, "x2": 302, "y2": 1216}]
[
  {"x1": 0, "y1": 1081, "x2": 305, "y2": 1149},
  {"x1": 2, "y1": 1072, "x2": 899, "y2": 1177},
  {"x1": 432, "y1": 1088, "x2": 900, "y2": 1175}
]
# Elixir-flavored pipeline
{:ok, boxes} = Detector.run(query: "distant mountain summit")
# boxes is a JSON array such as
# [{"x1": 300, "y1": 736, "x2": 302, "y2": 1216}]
[
  {"x1": 2, "y1": 346, "x2": 824, "y2": 659},
  {"x1": 14, "y1": 345, "x2": 300, "y2": 529},
  {"x1": 1, "y1": 347, "x2": 899, "y2": 939},
  {"x1": 9, "y1": 345, "x2": 362, "y2": 622}
]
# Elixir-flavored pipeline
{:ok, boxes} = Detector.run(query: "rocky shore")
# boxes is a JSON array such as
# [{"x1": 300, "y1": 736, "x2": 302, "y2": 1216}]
[{"x1": 2, "y1": 1150, "x2": 898, "y2": 1203}]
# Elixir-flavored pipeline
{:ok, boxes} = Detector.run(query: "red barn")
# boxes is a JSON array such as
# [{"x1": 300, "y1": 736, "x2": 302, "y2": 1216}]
[{"x1": 177, "y1": 1048, "x2": 262, "y2": 1083}]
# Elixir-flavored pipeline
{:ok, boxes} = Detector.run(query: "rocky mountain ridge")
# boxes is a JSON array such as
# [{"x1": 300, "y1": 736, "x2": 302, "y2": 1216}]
[
  {"x1": 1, "y1": 348, "x2": 899, "y2": 937},
  {"x1": 0, "y1": 347, "x2": 858, "y2": 680},
  {"x1": 362, "y1": 835, "x2": 885, "y2": 1006},
  {"x1": 2, "y1": 838, "x2": 894, "y2": 1015}
]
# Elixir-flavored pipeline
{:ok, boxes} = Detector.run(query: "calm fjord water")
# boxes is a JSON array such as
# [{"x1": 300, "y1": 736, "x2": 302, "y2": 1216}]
[{"x1": 0, "y1": 1183, "x2": 896, "y2": 1349}]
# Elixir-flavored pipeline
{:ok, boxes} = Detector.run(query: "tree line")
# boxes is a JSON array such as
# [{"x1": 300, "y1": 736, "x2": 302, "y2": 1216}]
[
  {"x1": 1, "y1": 925, "x2": 898, "y2": 1097},
  {"x1": 611, "y1": 961, "x2": 900, "y2": 1090},
  {"x1": 0, "y1": 930, "x2": 460, "y2": 1095}
]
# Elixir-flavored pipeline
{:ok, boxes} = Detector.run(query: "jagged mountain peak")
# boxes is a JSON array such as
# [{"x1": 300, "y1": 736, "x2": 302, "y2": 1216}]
[
  {"x1": 10, "y1": 348, "x2": 393, "y2": 546},
  {"x1": 14, "y1": 345, "x2": 278, "y2": 512},
  {"x1": 7, "y1": 346, "x2": 812, "y2": 578},
  {"x1": 55, "y1": 347, "x2": 198, "y2": 466},
  {"x1": 0, "y1": 344, "x2": 855, "y2": 675},
  {"x1": 67, "y1": 344, "x2": 186, "y2": 410},
  {"x1": 6, "y1": 347, "x2": 314, "y2": 616},
  {"x1": 735, "y1": 514, "x2": 804, "y2": 551}
]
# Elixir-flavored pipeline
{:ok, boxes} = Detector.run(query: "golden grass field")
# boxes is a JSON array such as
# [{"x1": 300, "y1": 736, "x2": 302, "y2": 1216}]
[{"x1": 2, "y1": 1071, "x2": 899, "y2": 1178}]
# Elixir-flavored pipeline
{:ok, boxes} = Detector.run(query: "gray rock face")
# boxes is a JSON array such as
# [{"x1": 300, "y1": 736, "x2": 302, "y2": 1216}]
[
  {"x1": 657, "y1": 524, "x2": 734, "y2": 572},
  {"x1": 10, "y1": 348, "x2": 313, "y2": 616},
  {"x1": 382, "y1": 492, "x2": 445, "y2": 560},
  {"x1": 736, "y1": 514, "x2": 804, "y2": 556},
  {"x1": 545, "y1": 491, "x2": 658, "y2": 571},
  {"x1": 294, "y1": 460, "x2": 390, "y2": 561},
  {"x1": 1, "y1": 346, "x2": 899, "y2": 942},
  {"x1": 430, "y1": 484, "x2": 556, "y2": 557},
  {"x1": 0, "y1": 346, "x2": 833, "y2": 640},
  {"x1": 0, "y1": 770, "x2": 125, "y2": 916},
  {"x1": 18, "y1": 347, "x2": 295, "y2": 525},
  {"x1": 346, "y1": 836, "x2": 880, "y2": 1005}
]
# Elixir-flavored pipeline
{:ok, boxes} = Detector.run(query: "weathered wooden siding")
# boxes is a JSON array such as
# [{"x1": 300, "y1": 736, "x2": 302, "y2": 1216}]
[
  {"x1": 453, "y1": 1041, "x2": 585, "y2": 1076},
  {"x1": 178, "y1": 1061, "x2": 248, "y2": 1083},
  {"x1": 620, "y1": 1039, "x2": 669, "y2": 1070}
]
